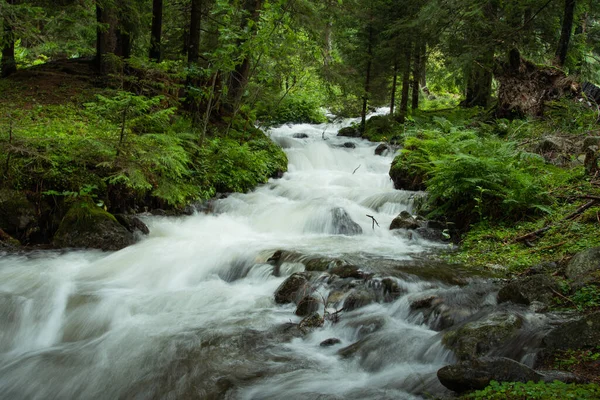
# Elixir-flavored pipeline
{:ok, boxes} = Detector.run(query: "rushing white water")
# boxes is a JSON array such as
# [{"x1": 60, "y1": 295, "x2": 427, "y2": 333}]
[{"x1": 0, "y1": 111, "x2": 459, "y2": 399}]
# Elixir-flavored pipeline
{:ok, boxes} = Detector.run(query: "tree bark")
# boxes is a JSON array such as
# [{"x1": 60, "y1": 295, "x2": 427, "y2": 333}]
[
  {"x1": 411, "y1": 39, "x2": 421, "y2": 110},
  {"x1": 1, "y1": 0, "x2": 17, "y2": 78},
  {"x1": 188, "y1": 0, "x2": 202, "y2": 64},
  {"x1": 556, "y1": 0, "x2": 576, "y2": 67},
  {"x1": 399, "y1": 44, "x2": 412, "y2": 123},
  {"x1": 390, "y1": 61, "x2": 398, "y2": 115},
  {"x1": 360, "y1": 25, "x2": 373, "y2": 134},
  {"x1": 464, "y1": 48, "x2": 494, "y2": 108},
  {"x1": 149, "y1": 0, "x2": 163, "y2": 61}
]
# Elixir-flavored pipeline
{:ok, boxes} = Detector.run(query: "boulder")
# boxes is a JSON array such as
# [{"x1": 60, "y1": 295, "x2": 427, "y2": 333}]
[
  {"x1": 343, "y1": 289, "x2": 375, "y2": 312},
  {"x1": 274, "y1": 272, "x2": 311, "y2": 304},
  {"x1": 298, "y1": 312, "x2": 324, "y2": 331},
  {"x1": 330, "y1": 207, "x2": 362, "y2": 235},
  {"x1": 535, "y1": 136, "x2": 570, "y2": 154},
  {"x1": 293, "y1": 133, "x2": 309, "y2": 139},
  {"x1": 390, "y1": 211, "x2": 421, "y2": 230},
  {"x1": 337, "y1": 126, "x2": 361, "y2": 138},
  {"x1": 497, "y1": 274, "x2": 558, "y2": 306},
  {"x1": 343, "y1": 142, "x2": 356, "y2": 149},
  {"x1": 320, "y1": 338, "x2": 342, "y2": 347},
  {"x1": 542, "y1": 312, "x2": 600, "y2": 350},
  {"x1": 114, "y1": 214, "x2": 150, "y2": 235},
  {"x1": 565, "y1": 247, "x2": 600, "y2": 284},
  {"x1": 389, "y1": 157, "x2": 426, "y2": 191},
  {"x1": 374, "y1": 143, "x2": 390, "y2": 156},
  {"x1": 329, "y1": 264, "x2": 366, "y2": 279},
  {"x1": 0, "y1": 189, "x2": 37, "y2": 240},
  {"x1": 295, "y1": 295, "x2": 322, "y2": 317},
  {"x1": 52, "y1": 201, "x2": 135, "y2": 251},
  {"x1": 442, "y1": 311, "x2": 523, "y2": 361},
  {"x1": 437, "y1": 357, "x2": 543, "y2": 393}
]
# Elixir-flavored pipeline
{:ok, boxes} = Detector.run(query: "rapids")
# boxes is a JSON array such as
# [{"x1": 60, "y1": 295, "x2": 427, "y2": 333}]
[{"x1": 1, "y1": 111, "x2": 472, "y2": 399}]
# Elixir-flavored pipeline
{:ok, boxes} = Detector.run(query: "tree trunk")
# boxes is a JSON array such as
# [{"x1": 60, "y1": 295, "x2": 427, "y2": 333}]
[
  {"x1": 227, "y1": 0, "x2": 262, "y2": 110},
  {"x1": 556, "y1": 0, "x2": 576, "y2": 67},
  {"x1": 1, "y1": 0, "x2": 17, "y2": 78},
  {"x1": 95, "y1": 3, "x2": 105, "y2": 71},
  {"x1": 418, "y1": 41, "x2": 427, "y2": 88},
  {"x1": 115, "y1": 29, "x2": 131, "y2": 59},
  {"x1": 390, "y1": 61, "x2": 398, "y2": 115},
  {"x1": 411, "y1": 39, "x2": 421, "y2": 110},
  {"x1": 188, "y1": 0, "x2": 202, "y2": 64},
  {"x1": 464, "y1": 48, "x2": 494, "y2": 108},
  {"x1": 360, "y1": 25, "x2": 373, "y2": 134},
  {"x1": 95, "y1": 1, "x2": 119, "y2": 72},
  {"x1": 399, "y1": 44, "x2": 412, "y2": 123},
  {"x1": 149, "y1": 0, "x2": 163, "y2": 61}
]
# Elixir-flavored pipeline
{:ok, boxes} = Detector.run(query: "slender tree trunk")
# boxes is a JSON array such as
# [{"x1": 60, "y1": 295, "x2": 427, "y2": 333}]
[
  {"x1": 96, "y1": 3, "x2": 105, "y2": 72},
  {"x1": 411, "y1": 39, "x2": 421, "y2": 110},
  {"x1": 360, "y1": 25, "x2": 373, "y2": 133},
  {"x1": 556, "y1": 0, "x2": 576, "y2": 66},
  {"x1": 390, "y1": 61, "x2": 398, "y2": 115},
  {"x1": 149, "y1": 0, "x2": 163, "y2": 61},
  {"x1": 418, "y1": 41, "x2": 427, "y2": 88},
  {"x1": 188, "y1": 0, "x2": 202, "y2": 64},
  {"x1": 399, "y1": 44, "x2": 412, "y2": 123},
  {"x1": 1, "y1": 0, "x2": 17, "y2": 78}
]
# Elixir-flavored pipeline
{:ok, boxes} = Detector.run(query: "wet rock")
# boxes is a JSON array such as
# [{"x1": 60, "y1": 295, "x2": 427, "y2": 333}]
[
  {"x1": 414, "y1": 226, "x2": 445, "y2": 242},
  {"x1": 389, "y1": 158, "x2": 426, "y2": 191},
  {"x1": 540, "y1": 370, "x2": 589, "y2": 384},
  {"x1": 330, "y1": 207, "x2": 363, "y2": 235},
  {"x1": 329, "y1": 264, "x2": 366, "y2": 279},
  {"x1": 497, "y1": 275, "x2": 558, "y2": 306},
  {"x1": 0, "y1": 228, "x2": 20, "y2": 250},
  {"x1": 565, "y1": 247, "x2": 600, "y2": 284},
  {"x1": 343, "y1": 289, "x2": 375, "y2": 312},
  {"x1": 437, "y1": 357, "x2": 542, "y2": 393},
  {"x1": 389, "y1": 211, "x2": 421, "y2": 230},
  {"x1": 114, "y1": 214, "x2": 150, "y2": 235},
  {"x1": 374, "y1": 143, "x2": 390, "y2": 156},
  {"x1": 380, "y1": 277, "x2": 404, "y2": 302},
  {"x1": 326, "y1": 290, "x2": 346, "y2": 308},
  {"x1": 343, "y1": 142, "x2": 356, "y2": 149},
  {"x1": 337, "y1": 126, "x2": 361, "y2": 138},
  {"x1": 266, "y1": 249, "x2": 305, "y2": 276},
  {"x1": 52, "y1": 201, "x2": 136, "y2": 251},
  {"x1": 293, "y1": 133, "x2": 309, "y2": 139},
  {"x1": 274, "y1": 272, "x2": 311, "y2": 304},
  {"x1": 305, "y1": 256, "x2": 346, "y2": 272},
  {"x1": 298, "y1": 312, "x2": 324, "y2": 331},
  {"x1": 295, "y1": 295, "x2": 322, "y2": 317},
  {"x1": 320, "y1": 338, "x2": 342, "y2": 347},
  {"x1": 442, "y1": 311, "x2": 523, "y2": 361},
  {"x1": 543, "y1": 312, "x2": 600, "y2": 350},
  {"x1": 0, "y1": 189, "x2": 37, "y2": 241}
]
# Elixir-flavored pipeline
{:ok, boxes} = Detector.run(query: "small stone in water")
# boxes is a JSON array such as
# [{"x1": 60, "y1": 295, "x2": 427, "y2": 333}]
[{"x1": 320, "y1": 338, "x2": 342, "y2": 347}]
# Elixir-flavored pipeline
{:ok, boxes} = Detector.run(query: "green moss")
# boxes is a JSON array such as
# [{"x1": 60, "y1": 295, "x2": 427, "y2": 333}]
[{"x1": 461, "y1": 380, "x2": 600, "y2": 399}]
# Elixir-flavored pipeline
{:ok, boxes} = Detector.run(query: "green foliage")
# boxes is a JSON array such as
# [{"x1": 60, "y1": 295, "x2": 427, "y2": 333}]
[
  {"x1": 362, "y1": 115, "x2": 399, "y2": 142},
  {"x1": 394, "y1": 128, "x2": 552, "y2": 225},
  {"x1": 553, "y1": 281, "x2": 600, "y2": 311},
  {"x1": 553, "y1": 348, "x2": 600, "y2": 371},
  {"x1": 257, "y1": 94, "x2": 326, "y2": 126},
  {"x1": 461, "y1": 380, "x2": 600, "y2": 400}
]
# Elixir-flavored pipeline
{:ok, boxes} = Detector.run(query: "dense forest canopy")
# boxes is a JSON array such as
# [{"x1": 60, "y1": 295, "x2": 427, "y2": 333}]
[{"x1": 1, "y1": 0, "x2": 599, "y2": 121}]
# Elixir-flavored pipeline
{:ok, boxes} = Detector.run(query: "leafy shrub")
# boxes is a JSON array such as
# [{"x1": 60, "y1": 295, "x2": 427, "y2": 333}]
[
  {"x1": 257, "y1": 95, "x2": 326, "y2": 126},
  {"x1": 393, "y1": 128, "x2": 552, "y2": 226},
  {"x1": 461, "y1": 380, "x2": 600, "y2": 399}
]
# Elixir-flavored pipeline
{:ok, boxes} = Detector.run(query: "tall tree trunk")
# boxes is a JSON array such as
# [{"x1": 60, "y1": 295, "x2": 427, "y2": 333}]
[
  {"x1": 95, "y1": 3, "x2": 105, "y2": 72},
  {"x1": 95, "y1": 1, "x2": 119, "y2": 72},
  {"x1": 411, "y1": 39, "x2": 421, "y2": 110},
  {"x1": 399, "y1": 44, "x2": 412, "y2": 123},
  {"x1": 149, "y1": 0, "x2": 163, "y2": 61},
  {"x1": 1, "y1": 0, "x2": 16, "y2": 78},
  {"x1": 360, "y1": 25, "x2": 373, "y2": 134},
  {"x1": 556, "y1": 0, "x2": 576, "y2": 67},
  {"x1": 464, "y1": 48, "x2": 494, "y2": 108},
  {"x1": 228, "y1": 0, "x2": 262, "y2": 110},
  {"x1": 115, "y1": 29, "x2": 131, "y2": 58},
  {"x1": 390, "y1": 61, "x2": 398, "y2": 115},
  {"x1": 418, "y1": 41, "x2": 427, "y2": 88},
  {"x1": 188, "y1": 0, "x2": 202, "y2": 64}
]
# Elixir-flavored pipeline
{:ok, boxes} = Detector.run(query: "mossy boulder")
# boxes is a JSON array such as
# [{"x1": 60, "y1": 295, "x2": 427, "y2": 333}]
[
  {"x1": 442, "y1": 311, "x2": 523, "y2": 361},
  {"x1": 52, "y1": 201, "x2": 136, "y2": 251},
  {"x1": 565, "y1": 247, "x2": 600, "y2": 284},
  {"x1": 542, "y1": 312, "x2": 600, "y2": 351},
  {"x1": 497, "y1": 274, "x2": 558, "y2": 307},
  {"x1": 0, "y1": 189, "x2": 37, "y2": 240},
  {"x1": 437, "y1": 357, "x2": 542, "y2": 393},
  {"x1": 274, "y1": 272, "x2": 312, "y2": 304},
  {"x1": 389, "y1": 157, "x2": 427, "y2": 191},
  {"x1": 337, "y1": 126, "x2": 361, "y2": 138},
  {"x1": 343, "y1": 289, "x2": 375, "y2": 312},
  {"x1": 389, "y1": 211, "x2": 421, "y2": 230}
]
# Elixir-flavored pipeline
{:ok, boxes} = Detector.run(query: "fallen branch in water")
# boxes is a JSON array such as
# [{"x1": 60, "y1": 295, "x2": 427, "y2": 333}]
[
  {"x1": 352, "y1": 164, "x2": 361, "y2": 174},
  {"x1": 514, "y1": 199, "x2": 599, "y2": 243},
  {"x1": 366, "y1": 215, "x2": 380, "y2": 230}
]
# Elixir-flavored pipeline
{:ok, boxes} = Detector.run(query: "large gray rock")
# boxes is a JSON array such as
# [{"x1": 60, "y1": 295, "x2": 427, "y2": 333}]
[
  {"x1": 565, "y1": 247, "x2": 600, "y2": 284},
  {"x1": 295, "y1": 295, "x2": 322, "y2": 316},
  {"x1": 274, "y1": 272, "x2": 311, "y2": 304},
  {"x1": 437, "y1": 357, "x2": 543, "y2": 393},
  {"x1": 52, "y1": 201, "x2": 135, "y2": 251},
  {"x1": 337, "y1": 126, "x2": 361, "y2": 138},
  {"x1": 389, "y1": 211, "x2": 421, "y2": 230},
  {"x1": 330, "y1": 207, "x2": 363, "y2": 235},
  {"x1": 343, "y1": 289, "x2": 375, "y2": 312},
  {"x1": 442, "y1": 311, "x2": 523, "y2": 361},
  {"x1": 0, "y1": 189, "x2": 37, "y2": 239},
  {"x1": 497, "y1": 275, "x2": 558, "y2": 306},
  {"x1": 543, "y1": 312, "x2": 600, "y2": 350}
]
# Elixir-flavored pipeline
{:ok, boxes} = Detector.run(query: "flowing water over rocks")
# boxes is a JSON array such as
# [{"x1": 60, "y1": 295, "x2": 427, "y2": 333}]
[{"x1": 0, "y1": 111, "x2": 564, "y2": 399}]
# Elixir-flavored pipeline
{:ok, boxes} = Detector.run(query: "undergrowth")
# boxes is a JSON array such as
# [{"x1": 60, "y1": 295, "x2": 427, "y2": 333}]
[{"x1": 461, "y1": 380, "x2": 600, "y2": 399}]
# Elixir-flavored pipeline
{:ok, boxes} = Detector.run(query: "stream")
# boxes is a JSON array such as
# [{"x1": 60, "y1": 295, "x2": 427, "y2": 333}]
[{"x1": 0, "y1": 112, "x2": 499, "y2": 399}]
